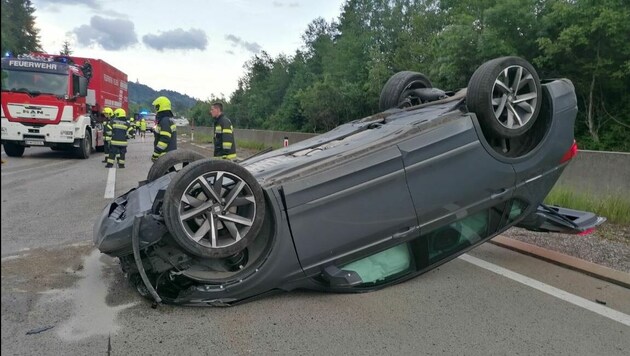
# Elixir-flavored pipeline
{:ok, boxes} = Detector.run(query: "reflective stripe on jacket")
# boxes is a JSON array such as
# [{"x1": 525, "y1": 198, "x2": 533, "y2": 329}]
[
  {"x1": 152, "y1": 112, "x2": 177, "y2": 159},
  {"x1": 213, "y1": 114, "x2": 236, "y2": 159},
  {"x1": 103, "y1": 120, "x2": 112, "y2": 141},
  {"x1": 108, "y1": 118, "x2": 133, "y2": 146}
]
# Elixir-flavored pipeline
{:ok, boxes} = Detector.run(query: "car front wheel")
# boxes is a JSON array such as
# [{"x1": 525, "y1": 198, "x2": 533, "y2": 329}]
[{"x1": 162, "y1": 159, "x2": 266, "y2": 259}]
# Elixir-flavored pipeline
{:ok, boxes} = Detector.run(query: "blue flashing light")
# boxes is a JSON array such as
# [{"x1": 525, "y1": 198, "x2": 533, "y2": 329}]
[{"x1": 4, "y1": 51, "x2": 12, "y2": 58}]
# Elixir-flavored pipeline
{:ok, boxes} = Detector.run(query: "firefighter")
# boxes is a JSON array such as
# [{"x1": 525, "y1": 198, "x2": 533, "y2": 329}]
[
  {"x1": 139, "y1": 117, "x2": 147, "y2": 139},
  {"x1": 150, "y1": 96, "x2": 177, "y2": 162},
  {"x1": 102, "y1": 107, "x2": 114, "y2": 163},
  {"x1": 128, "y1": 116, "x2": 136, "y2": 139},
  {"x1": 105, "y1": 108, "x2": 134, "y2": 168},
  {"x1": 135, "y1": 116, "x2": 142, "y2": 136},
  {"x1": 210, "y1": 102, "x2": 236, "y2": 160}
]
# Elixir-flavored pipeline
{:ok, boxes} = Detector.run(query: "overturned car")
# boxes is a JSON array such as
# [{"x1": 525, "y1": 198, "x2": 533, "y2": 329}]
[{"x1": 94, "y1": 57, "x2": 605, "y2": 306}]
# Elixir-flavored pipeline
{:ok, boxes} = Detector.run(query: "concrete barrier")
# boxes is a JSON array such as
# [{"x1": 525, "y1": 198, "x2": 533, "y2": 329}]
[
  {"x1": 180, "y1": 126, "x2": 318, "y2": 148},
  {"x1": 179, "y1": 127, "x2": 629, "y2": 198},
  {"x1": 555, "y1": 150, "x2": 630, "y2": 198}
]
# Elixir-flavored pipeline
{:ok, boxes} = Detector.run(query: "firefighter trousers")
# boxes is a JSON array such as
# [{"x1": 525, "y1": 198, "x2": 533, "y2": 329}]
[{"x1": 107, "y1": 145, "x2": 127, "y2": 167}]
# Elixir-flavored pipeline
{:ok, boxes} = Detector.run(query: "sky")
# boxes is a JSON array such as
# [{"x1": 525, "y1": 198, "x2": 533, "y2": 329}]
[{"x1": 31, "y1": 0, "x2": 346, "y2": 100}]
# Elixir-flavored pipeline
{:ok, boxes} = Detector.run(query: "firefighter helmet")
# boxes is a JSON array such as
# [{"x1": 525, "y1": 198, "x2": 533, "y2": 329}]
[
  {"x1": 114, "y1": 108, "x2": 127, "y2": 118},
  {"x1": 102, "y1": 107, "x2": 114, "y2": 118},
  {"x1": 152, "y1": 96, "x2": 171, "y2": 112}
]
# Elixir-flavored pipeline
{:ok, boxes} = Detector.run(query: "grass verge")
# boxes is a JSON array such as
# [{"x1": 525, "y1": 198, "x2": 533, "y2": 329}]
[{"x1": 544, "y1": 186, "x2": 630, "y2": 225}]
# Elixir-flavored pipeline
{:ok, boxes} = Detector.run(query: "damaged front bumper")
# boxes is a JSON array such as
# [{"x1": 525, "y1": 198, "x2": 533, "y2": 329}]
[{"x1": 93, "y1": 174, "x2": 172, "y2": 256}]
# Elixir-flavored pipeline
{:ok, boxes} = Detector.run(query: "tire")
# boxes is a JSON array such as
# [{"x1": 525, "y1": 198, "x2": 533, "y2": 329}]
[
  {"x1": 163, "y1": 159, "x2": 266, "y2": 259},
  {"x1": 3, "y1": 142, "x2": 25, "y2": 157},
  {"x1": 76, "y1": 130, "x2": 91, "y2": 159},
  {"x1": 467, "y1": 57, "x2": 542, "y2": 138},
  {"x1": 147, "y1": 149, "x2": 206, "y2": 182},
  {"x1": 379, "y1": 71, "x2": 433, "y2": 111}
]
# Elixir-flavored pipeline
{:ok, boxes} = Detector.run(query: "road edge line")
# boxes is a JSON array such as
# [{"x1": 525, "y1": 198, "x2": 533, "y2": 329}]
[{"x1": 491, "y1": 235, "x2": 630, "y2": 289}]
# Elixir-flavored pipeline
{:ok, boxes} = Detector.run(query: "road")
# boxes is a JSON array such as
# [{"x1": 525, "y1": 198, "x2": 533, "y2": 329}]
[{"x1": 2, "y1": 140, "x2": 629, "y2": 355}]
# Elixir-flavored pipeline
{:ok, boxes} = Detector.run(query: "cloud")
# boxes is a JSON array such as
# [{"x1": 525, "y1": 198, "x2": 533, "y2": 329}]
[
  {"x1": 72, "y1": 16, "x2": 138, "y2": 50},
  {"x1": 142, "y1": 28, "x2": 208, "y2": 51},
  {"x1": 34, "y1": 0, "x2": 101, "y2": 10},
  {"x1": 272, "y1": 1, "x2": 299, "y2": 7},
  {"x1": 225, "y1": 34, "x2": 262, "y2": 54}
]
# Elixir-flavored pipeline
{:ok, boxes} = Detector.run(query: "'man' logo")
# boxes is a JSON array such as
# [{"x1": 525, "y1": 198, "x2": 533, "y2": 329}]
[{"x1": 21, "y1": 109, "x2": 44, "y2": 115}]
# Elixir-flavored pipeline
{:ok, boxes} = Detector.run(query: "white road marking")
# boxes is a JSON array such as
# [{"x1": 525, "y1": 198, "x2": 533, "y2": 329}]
[
  {"x1": 1, "y1": 160, "x2": 69, "y2": 176},
  {"x1": 104, "y1": 167, "x2": 116, "y2": 199},
  {"x1": 459, "y1": 254, "x2": 630, "y2": 326}
]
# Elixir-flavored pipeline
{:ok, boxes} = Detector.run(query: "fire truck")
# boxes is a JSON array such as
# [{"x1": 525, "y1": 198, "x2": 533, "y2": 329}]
[{"x1": 1, "y1": 53, "x2": 128, "y2": 158}]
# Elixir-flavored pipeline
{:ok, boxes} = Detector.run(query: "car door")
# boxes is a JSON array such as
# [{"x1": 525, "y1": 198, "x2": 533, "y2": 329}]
[
  {"x1": 282, "y1": 144, "x2": 418, "y2": 275},
  {"x1": 398, "y1": 114, "x2": 516, "y2": 233}
]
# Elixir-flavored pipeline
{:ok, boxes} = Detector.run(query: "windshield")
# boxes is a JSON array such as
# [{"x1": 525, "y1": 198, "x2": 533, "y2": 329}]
[{"x1": 1, "y1": 69, "x2": 68, "y2": 96}]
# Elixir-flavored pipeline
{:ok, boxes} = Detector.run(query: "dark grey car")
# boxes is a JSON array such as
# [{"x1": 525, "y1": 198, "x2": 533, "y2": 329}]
[{"x1": 94, "y1": 57, "x2": 605, "y2": 306}]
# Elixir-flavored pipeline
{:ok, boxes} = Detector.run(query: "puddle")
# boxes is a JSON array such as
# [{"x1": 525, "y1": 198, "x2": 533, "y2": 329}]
[{"x1": 55, "y1": 249, "x2": 138, "y2": 341}]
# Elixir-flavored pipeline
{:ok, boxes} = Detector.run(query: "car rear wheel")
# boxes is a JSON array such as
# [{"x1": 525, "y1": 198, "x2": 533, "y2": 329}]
[
  {"x1": 163, "y1": 159, "x2": 266, "y2": 259},
  {"x1": 379, "y1": 71, "x2": 433, "y2": 111},
  {"x1": 3, "y1": 142, "x2": 25, "y2": 157},
  {"x1": 467, "y1": 57, "x2": 542, "y2": 139},
  {"x1": 147, "y1": 149, "x2": 206, "y2": 182}
]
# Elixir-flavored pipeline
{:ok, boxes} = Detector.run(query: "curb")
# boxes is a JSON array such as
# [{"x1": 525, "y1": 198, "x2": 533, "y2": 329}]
[{"x1": 490, "y1": 236, "x2": 630, "y2": 289}]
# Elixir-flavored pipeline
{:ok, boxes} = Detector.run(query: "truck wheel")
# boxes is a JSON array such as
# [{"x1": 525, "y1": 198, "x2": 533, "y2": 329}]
[
  {"x1": 147, "y1": 149, "x2": 206, "y2": 182},
  {"x1": 3, "y1": 142, "x2": 25, "y2": 157},
  {"x1": 76, "y1": 131, "x2": 92, "y2": 159}
]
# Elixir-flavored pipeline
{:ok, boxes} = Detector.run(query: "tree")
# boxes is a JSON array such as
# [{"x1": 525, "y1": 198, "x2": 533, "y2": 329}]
[
  {"x1": 536, "y1": 0, "x2": 630, "y2": 148},
  {"x1": 59, "y1": 40, "x2": 73, "y2": 55},
  {"x1": 0, "y1": 0, "x2": 41, "y2": 56},
  {"x1": 427, "y1": 0, "x2": 543, "y2": 88}
]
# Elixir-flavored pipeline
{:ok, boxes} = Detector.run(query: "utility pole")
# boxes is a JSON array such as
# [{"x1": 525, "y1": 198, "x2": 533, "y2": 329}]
[{"x1": 191, "y1": 118, "x2": 195, "y2": 143}]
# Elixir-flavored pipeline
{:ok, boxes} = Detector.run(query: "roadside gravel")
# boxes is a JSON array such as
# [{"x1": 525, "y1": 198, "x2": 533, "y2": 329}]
[{"x1": 503, "y1": 224, "x2": 630, "y2": 273}]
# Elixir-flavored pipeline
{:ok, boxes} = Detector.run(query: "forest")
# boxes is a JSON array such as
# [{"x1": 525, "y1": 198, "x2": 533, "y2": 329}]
[{"x1": 3, "y1": 0, "x2": 629, "y2": 151}]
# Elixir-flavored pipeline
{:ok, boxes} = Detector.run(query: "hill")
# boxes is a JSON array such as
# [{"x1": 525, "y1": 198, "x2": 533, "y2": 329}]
[{"x1": 128, "y1": 81, "x2": 199, "y2": 113}]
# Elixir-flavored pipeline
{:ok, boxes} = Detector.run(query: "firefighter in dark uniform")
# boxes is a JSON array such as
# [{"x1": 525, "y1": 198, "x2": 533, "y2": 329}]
[
  {"x1": 210, "y1": 102, "x2": 236, "y2": 160},
  {"x1": 105, "y1": 108, "x2": 134, "y2": 168},
  {"x1": 151, "y1": 96, "x2": 177, "y2": 162},
  {"x1": 101, "y1": 107, "x2": 113, "y2": 163}
]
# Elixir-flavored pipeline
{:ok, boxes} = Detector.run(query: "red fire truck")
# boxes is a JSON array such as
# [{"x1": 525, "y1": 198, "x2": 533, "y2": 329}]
[{"x1": 1, "y1": 53, "x2": 128, "y2": 158}]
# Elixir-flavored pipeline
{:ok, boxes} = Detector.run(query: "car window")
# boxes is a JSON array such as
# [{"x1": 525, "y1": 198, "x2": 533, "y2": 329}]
[
  {"x1": 338, "y1": 202, "x2": 509, "y2": 288},
  {"x1": 507, "y1": 199, "x2": 528, "y2": 223},
  {"x1": 426, "y1": 210, "x2": 489, "y2": 263},
  {"x1": 340, "y1": 244, "x2": 412, "y2": 285}
]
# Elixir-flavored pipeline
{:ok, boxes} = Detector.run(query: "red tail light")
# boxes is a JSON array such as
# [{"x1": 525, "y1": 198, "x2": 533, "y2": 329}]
[
  {"x1": 560, "y1": 140, "x2": 578, "y2": 163},
  {"x1": 577, "y1": 227, "x2": 595, "y2": 236}
]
